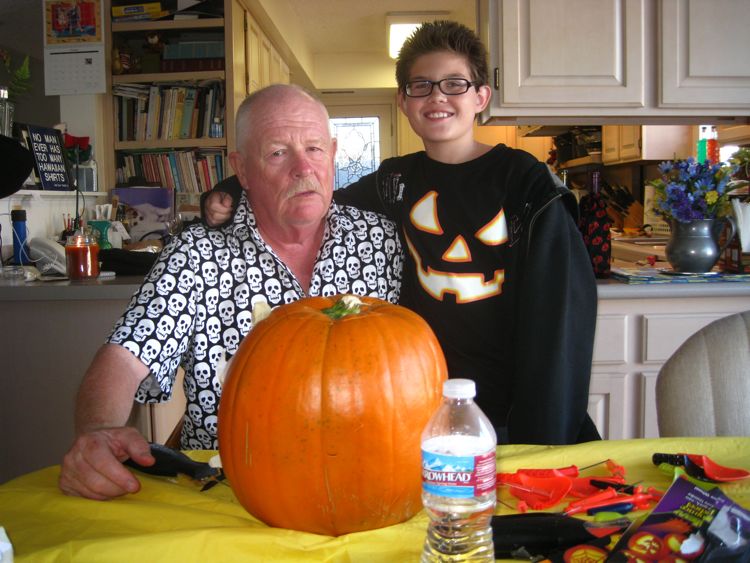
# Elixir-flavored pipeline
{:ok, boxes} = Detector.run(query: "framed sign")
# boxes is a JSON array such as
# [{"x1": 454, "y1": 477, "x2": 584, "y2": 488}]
[{"x1": 19, "y1": 124, "x2": 73, "y2": 191}]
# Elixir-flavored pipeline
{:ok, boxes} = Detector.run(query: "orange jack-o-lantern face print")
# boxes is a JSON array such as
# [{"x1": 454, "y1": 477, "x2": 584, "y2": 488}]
[{"x1": 405, "y1": 190, "x2": 506, "y2": 304}]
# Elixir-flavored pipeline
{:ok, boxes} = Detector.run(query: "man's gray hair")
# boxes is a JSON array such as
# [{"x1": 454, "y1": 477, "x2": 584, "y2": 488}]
[{"x1": 235, "y1": 84, "x2": 330, "y2": 149}]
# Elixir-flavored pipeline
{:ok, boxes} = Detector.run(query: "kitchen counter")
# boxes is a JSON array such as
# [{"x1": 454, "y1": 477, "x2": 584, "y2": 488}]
[
  {"x1": 596, "y1": 277, "x2": 750, "y2": 298},
  {"x1": 0, "y1": 274, "x2": 144, "y2": 301},
  {"x1": 3, "y1": 273, "x2": 750, "y2": 301}
]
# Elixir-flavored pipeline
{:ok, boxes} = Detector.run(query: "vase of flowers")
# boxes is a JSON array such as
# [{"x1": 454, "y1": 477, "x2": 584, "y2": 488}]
[{"x1": 650, "y1": 158, "x2": 737, "y2": 273}]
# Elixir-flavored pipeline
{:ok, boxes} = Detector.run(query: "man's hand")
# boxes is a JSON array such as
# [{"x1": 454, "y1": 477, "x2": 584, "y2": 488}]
[
  {"x1": 58, "y1": 426, "x2": 155, "y2": 500},
  {"x1": 204, "y1": 191, "x2": 234, "y2": 227}
]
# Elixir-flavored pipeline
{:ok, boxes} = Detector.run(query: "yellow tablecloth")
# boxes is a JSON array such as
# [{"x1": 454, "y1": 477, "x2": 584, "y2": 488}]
[{"x1": 1, "y1": 437, "x2": 749, "y2": 562}]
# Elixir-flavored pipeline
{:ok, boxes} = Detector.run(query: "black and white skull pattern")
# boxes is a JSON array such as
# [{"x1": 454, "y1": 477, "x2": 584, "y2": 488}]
[{"x1": 109, "y1": 198, "x2": 403, "y2": 449}]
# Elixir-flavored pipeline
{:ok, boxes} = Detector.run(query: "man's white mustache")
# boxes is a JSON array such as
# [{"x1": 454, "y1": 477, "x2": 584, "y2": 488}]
[{"x1": 287, "y1": 178, "x2": 323, "y2": 197}]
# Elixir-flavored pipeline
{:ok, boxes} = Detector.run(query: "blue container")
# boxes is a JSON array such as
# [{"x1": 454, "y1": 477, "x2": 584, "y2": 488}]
[{"x1": 11, "y1": 209, "x2": 30, "y2": 265}]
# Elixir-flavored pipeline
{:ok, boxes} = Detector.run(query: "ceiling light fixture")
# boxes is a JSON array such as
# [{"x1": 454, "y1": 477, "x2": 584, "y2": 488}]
[{"x1": 386, "y1": 12, "x2": 449, "y2": 59}]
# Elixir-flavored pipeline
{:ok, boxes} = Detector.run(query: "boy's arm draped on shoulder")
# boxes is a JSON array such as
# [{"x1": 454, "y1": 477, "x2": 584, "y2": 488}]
[
  {"x1": 200, "y1": 175, "x2": 243, "y2": 228},
  {"x1": 333, "y1": 156, "x2": 417, "y2": 219},
  {"x1": 507, "y1": 166, "x2": 600, "y2": 445},
  {"x1": 333, "y1": 169, "x2": 387, "y2": 213}
]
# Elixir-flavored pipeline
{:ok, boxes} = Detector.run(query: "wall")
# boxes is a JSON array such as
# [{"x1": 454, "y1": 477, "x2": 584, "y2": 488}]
[{"x1": 1, "y1": 47, "x2": 60, "y2": 131}]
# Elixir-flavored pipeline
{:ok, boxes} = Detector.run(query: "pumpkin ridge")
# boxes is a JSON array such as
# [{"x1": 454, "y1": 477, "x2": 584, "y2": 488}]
[{"x1": 264, "y1": 314, "x2": 329, "y2": 530}]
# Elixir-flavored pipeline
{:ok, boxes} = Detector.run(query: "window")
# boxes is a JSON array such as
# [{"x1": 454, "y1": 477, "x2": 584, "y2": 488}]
[
  {"x1": 330, "y1": 116, "x2": 380, "y2": 190},
  {"x1": 326, "y1": 104, "x2": 393, "y2": 190}
]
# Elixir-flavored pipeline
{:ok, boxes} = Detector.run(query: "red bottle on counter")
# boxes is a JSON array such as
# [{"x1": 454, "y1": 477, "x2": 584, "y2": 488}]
[
  {"x1": 706, "y1": 126, "x2": 720, "y2": 165},
  {"x1": 65, "y1": 231, "x2": 100, "y2": 280}
]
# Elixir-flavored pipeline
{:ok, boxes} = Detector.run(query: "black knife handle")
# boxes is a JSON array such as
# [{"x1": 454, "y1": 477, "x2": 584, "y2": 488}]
[
  {"x1": 652, "y1": 453, "x2": 687, "y2": 467},
  {"x1": 124, "y1": 443, "x2": 219, "y2": 481}
]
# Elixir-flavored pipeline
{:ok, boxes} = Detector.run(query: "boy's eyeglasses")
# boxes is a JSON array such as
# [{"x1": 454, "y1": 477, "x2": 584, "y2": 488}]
[{"x1": 404, "y1": 78, "x2": 477, "y2": 97}]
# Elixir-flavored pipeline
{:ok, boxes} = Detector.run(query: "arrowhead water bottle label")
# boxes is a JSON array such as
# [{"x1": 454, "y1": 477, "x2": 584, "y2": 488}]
[{"x1": 422, "y1": 449, "x2": 496, "y2": 498}]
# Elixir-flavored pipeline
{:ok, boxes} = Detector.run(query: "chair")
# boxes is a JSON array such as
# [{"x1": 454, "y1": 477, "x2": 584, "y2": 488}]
[{"x1": 656, "y1": 310, "x2": 750, "y2": 437}]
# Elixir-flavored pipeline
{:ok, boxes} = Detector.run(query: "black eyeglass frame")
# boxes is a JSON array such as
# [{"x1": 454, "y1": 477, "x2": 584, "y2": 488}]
[{"x1": 403, "y1": 78, "x2": 479, "y2": 98}]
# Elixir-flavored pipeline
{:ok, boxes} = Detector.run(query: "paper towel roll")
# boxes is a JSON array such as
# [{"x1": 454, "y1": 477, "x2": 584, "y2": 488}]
[{"x1": 732, "y1": 199, "x2": 750, "y2": 251}]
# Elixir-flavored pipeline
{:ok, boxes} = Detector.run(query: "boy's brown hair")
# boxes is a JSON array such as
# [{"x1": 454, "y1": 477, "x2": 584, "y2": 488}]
[{"x1": 395, "y1": 20, "x2": 489, "y2": 92}]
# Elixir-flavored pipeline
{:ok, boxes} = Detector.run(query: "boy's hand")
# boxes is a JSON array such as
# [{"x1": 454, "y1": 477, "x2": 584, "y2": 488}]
[{"x1": 204, "y1": 191, "x2": 234, "y2": 227}]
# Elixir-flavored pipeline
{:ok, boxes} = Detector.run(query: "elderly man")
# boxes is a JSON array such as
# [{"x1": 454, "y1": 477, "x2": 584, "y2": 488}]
[{"x1": 59, "y1": 84, "x2": 404, "y2": 500}]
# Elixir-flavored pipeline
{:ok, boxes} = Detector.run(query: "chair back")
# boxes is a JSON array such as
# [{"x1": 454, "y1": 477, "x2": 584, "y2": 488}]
[{"x1": 656, "y1": 310, "x2": 750, "y2": 437}]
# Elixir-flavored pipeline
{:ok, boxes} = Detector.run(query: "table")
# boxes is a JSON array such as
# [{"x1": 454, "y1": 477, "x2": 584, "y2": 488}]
[{"x1": 1, "y1": 437, "x2": 748, "y2": 562}]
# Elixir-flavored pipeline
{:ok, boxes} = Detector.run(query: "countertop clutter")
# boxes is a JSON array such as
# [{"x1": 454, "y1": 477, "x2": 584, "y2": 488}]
[{"x1": 0, "y1": 437, "x2": 748, "y2": 562}]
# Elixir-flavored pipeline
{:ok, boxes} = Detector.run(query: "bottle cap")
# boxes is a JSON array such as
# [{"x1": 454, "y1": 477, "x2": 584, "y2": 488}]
[
  {"x1": 443, "y1": 378, "x2": 476, "y2": 399},
  {"x1": 11, "y1": 209, "x2": 26, "y2": 221}
]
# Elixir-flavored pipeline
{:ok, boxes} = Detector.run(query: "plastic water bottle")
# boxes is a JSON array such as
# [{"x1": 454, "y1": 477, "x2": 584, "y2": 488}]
[{"x1": 421, "y1": 379, "x2": 497, "y2": 562}]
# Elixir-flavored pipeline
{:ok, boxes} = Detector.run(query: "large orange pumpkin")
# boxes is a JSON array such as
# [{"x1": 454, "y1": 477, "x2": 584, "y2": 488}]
[{"x1": 218, "y1": 294, "x2": 447, "y2": 536}]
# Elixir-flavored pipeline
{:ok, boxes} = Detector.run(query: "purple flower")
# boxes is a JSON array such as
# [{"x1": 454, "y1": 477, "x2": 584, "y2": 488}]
[{"x1": 650, "y1": 158, "x2": 737, "y2": 223}]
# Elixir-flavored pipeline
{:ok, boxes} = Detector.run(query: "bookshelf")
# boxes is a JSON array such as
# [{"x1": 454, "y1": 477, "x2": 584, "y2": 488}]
[
  {"x1": 101, "y1": 0, "x2": 291, "y2": 201},
  {"x1": 102, "y1": 1, "x2": 238, "y2": 202}
]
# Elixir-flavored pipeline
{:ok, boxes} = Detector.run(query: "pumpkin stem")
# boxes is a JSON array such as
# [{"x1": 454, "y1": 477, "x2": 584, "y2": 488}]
[{"x1": 322, "y1": 294, "x2": 365, "y2": 319}]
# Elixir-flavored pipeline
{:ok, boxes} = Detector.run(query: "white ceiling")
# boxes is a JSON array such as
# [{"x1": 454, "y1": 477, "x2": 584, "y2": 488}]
[{"x1": 0, "y1": 1, "x2": 475, "y2": 64}]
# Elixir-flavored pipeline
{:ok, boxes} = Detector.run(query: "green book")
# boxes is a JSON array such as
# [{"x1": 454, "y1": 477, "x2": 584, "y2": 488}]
[{"x1": 179, "y1": 88, "x2": 197, "y2": 139}]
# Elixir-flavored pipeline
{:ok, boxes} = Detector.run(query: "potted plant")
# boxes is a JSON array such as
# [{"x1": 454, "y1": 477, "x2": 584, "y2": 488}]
[
  {"x1": 649, "y1": 158, "x2": 738, "y2": 273},
  {"x1": 0, "y1": 49, "x2": 31, "y2": 137}
]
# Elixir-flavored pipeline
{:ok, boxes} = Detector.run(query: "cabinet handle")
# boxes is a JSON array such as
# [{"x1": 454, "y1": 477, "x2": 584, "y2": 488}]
[{"x1": 494, "y1": 67, "x2": 500, "y2": 90}]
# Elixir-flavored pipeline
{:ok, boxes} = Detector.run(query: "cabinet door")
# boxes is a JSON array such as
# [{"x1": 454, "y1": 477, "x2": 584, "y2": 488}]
[
  {"x1": 259, "y1": 35, "x2": 272, "y2": 88},
  {"x1": 270, "y1": 49, "x2": 284, "y2": 85},
  {"x1": 490, "y1": 0, "x2": 645, "y2": 109},
  {"x1": 245, "y1": 12, "x2": 263, "y2": 93},
  {"x1": 660, "y1": 0, "x2": 750, "y2": 108},
  {"x1": 588, "y1": 372, "x2": 627, "y2": 440},
  {"x1": 602, "y1": 126, "x2": 621, "y2": 164},
  {"x1": 618, "y1": 126, "x2": 642, "y2": 162}
]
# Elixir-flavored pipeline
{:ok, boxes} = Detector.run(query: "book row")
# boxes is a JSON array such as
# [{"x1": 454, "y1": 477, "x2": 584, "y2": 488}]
[
  {"x1": 113, "y1": 82, "x2": 225, "y2": 142},
  {"x1": 116, "y1": 149, "x2": 227, "y2": 194}
]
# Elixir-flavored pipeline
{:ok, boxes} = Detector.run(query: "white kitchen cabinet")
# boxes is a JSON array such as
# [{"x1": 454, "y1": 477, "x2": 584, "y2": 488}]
[
  {"x1": 602, "y1": 125, "x2": 693, "y2": 165},
  {"x1": 485, "y1": 0, "x2": 644, "y2": 110},
  {"x1": 591, "y1": 288, "x2": 750, "y2": 440},
  {"x1": 478, "y1": 0, "x2": 750, "y2": 122},
  {"x1": 659, "y1": 0, "x2": 750, "y2": 109}
]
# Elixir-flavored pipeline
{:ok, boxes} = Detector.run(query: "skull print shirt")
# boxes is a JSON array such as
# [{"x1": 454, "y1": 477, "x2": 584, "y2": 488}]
[{"x1": 107, "y1": 193, "x2": 403, "y2": 449}]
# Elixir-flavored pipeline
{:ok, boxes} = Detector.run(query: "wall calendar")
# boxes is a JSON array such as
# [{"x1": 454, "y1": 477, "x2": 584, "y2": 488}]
[{"x1": 43, "y1": 0, "x2": 106, "y2": 95}]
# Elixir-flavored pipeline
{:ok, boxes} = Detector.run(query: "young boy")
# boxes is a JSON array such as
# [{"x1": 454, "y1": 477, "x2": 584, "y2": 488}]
[{"x1": 202, "y1": 21, "x2": 600, "y2": 445}]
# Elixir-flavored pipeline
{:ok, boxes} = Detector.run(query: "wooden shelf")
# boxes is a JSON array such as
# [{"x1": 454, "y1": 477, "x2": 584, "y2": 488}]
[
  {"x1": 115, "y1": 138, "x2": 226, "y2": 150},
  {"x1": 559, "y1": 154, "x2": 603, "y2": 173},
  {"x1": 112, "y1": 18, "x2": 224, "y2": 33},
  {"x1": 113, "y1": 70, "x2": 225, "y2": 84},
  {"x1": 13, "y1": 190, "x2": 107, "y2": 199}
]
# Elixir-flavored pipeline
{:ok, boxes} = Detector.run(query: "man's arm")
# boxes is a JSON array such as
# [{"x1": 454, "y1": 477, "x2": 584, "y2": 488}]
[
  {"x1": 58, "y1": 343, "x2": 155, "y2": 500},
  {"x1": 507, "y1": 187, "x2": 599, "y2": 445}
]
